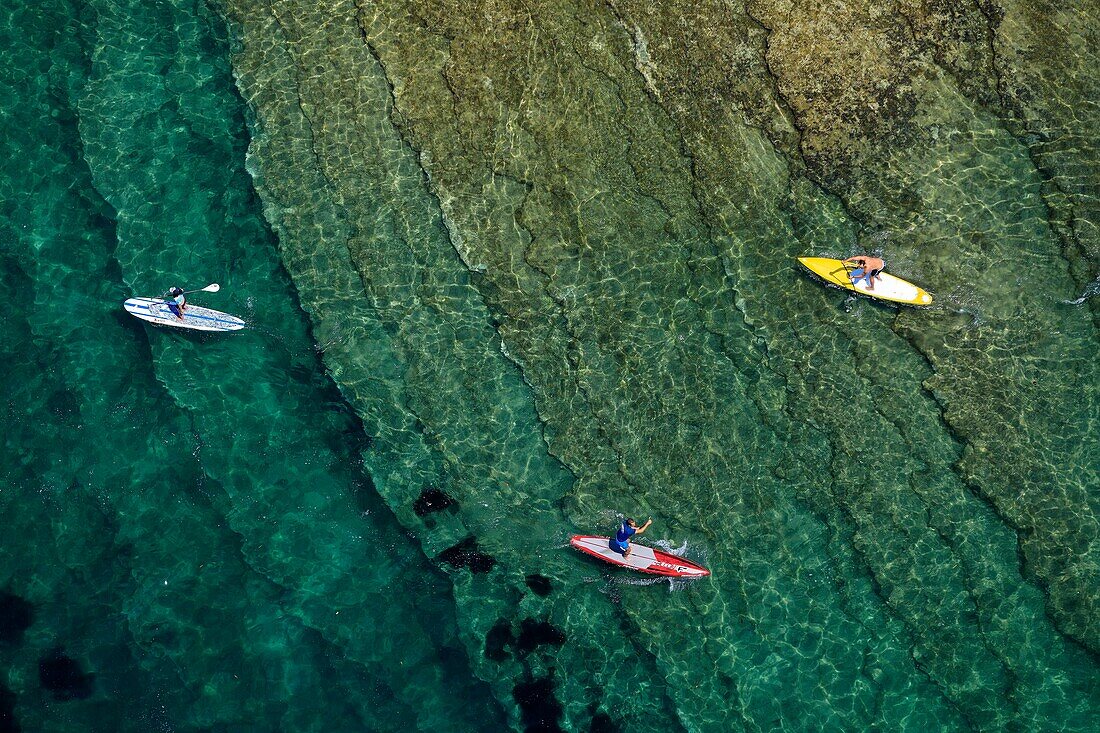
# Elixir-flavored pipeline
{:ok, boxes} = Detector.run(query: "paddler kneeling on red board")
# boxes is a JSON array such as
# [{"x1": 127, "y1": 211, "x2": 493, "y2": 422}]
[
  {"x1": 165, "y1": 286, "x2": 186, "y2": 320},
  {"x1": 610, "y1": 517, "x2": 652, "y2": 559},
  {"x1": 843, "y1": 255, "x2": 885, "y2": 291}
]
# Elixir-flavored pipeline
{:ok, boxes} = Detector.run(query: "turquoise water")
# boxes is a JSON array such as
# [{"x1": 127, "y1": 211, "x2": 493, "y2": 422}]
[{"x1": 1, "y1": 0, "x2": 1097, "y2": 731}]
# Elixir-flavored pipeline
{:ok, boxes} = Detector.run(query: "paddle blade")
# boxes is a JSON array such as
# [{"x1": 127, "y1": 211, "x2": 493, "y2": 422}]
[{"x1": 202, "y1": 283, "x2": 221, "y2": 293}]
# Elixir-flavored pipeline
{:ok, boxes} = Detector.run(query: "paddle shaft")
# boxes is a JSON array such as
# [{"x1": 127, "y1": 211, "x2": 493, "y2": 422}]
[{"x1": 161, "y1": 283, "x2": 220, "y2": 298}]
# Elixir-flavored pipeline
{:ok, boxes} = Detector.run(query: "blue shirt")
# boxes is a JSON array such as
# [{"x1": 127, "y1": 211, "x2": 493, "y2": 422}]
[{"x1": 615, "y1": 523, "x2": 636, "y2": 545}]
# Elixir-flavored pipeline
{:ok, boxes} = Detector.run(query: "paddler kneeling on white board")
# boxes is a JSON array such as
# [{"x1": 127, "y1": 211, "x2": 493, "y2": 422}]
[
  {"x1": 610, "y1": 517, "x2": 652, "y2": 559},
  {"x1": 843, "y1": 255, "x2": 885, "y2": 291},
  {"x1": 165, "y1": 286, "x2": 186, "y2": 321}
]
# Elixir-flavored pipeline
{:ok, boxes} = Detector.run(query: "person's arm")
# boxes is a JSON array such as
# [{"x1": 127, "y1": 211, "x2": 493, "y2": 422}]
[{"x1": 634, "y1": 519, "x2": 653, "y2": 535}]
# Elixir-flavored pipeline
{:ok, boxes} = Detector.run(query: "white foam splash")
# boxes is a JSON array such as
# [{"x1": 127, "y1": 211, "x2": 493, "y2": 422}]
[
  {"x1": 654, "y1": 538, "x2": 689, "y2": 556},
  {"x1": 1062, "y1": 275, "x2": 1100, "y2": 305}
]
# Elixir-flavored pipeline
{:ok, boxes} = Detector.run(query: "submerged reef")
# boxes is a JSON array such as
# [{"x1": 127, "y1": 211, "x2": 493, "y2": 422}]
[
  {"x1": 0, "y1": 0, "x2": 1096, "y2": 730},
  {"x1": 212, "y1": 0, "x2": 1097, "y2": 729}
]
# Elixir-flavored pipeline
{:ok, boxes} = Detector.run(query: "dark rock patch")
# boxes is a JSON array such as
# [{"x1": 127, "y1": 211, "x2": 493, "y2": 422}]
[
  {"x1": 46, "y1": 389, "x2": 79, "y2": 423},
  {"x1": 516, "y1": 619, "x2": 566, "y2": 655},
  {"x1": 513, "y1": 673, "x2": 563, "y2": 733},
  {"x1": 0, "y1": 592, "x2": 33, "y2": 645},
  {"x1": 318, "y1": 393, "x2": 373, "y2": 457},
  {"x1": 38, "y1": 649, "x2": 94, "y2": 701},
  {"x1": 524, "y1": 574, "x2": 552, "y2": 596},
  {"x1": 437, "y1": 538, "x2": 496, "y2": 573},
  {"x1": 414, "y1": 487, "x2": 457, "y2": 517},
  {"x1": 348, "y1": 474, "x2": 379, "y2": 516},
  {"x1": 0, "y1": 682, "x2": 18, "y2": 733},
  {"x1": 484, "y1": 619, "x2": 513, "y2": 662},
  {"x1": 286, "y1": 362, "x2": 317, "y2": 388},
  {"x1": 590, "y1": 711, "x2": 621, "y2": 733}
]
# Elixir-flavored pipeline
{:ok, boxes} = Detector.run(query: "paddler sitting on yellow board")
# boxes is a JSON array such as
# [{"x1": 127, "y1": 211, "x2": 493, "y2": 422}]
[{"x1": 843, "y1": 255, "x2": 885, "y2": 291}]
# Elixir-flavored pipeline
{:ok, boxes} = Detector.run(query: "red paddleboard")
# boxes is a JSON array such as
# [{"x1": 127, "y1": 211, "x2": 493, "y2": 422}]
[{"x1": 570, "y1": 536, "x2": 710, "y2": 578}]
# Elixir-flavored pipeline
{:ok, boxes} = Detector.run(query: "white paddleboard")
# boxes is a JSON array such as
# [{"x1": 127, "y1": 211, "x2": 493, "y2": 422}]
[
  {"x1": 570, "y1": 535, "x2": 710, "y2": 578},
  {"x1": 124, "y1": 297, "x2": 245, "y2": 332}
]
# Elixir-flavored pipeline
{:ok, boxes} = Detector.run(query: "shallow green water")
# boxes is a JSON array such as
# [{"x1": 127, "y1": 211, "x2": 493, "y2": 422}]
[{"x1": 1, "y1": 0, "x2": 1097, "y2": 731}]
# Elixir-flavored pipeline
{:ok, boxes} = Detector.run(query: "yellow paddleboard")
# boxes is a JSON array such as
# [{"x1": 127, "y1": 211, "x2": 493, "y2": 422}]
[{"x1": 797, "y1": 257, "x2": 933, "y2": 306}]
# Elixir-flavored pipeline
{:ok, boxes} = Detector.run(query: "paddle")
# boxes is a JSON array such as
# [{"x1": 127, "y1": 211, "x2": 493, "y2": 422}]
[
  {"x1": 183, "y1": 283, "x2": 220, "y2": 295},
  {"x1": 830, "y1": 264, "x2": 859, "y2": 282},
  {"x1": 160, "y1": 283, "x2": 220, "y2": 299},
  {"x1": 831, "y1": 258, "x2": 863, "y2": 274}
]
